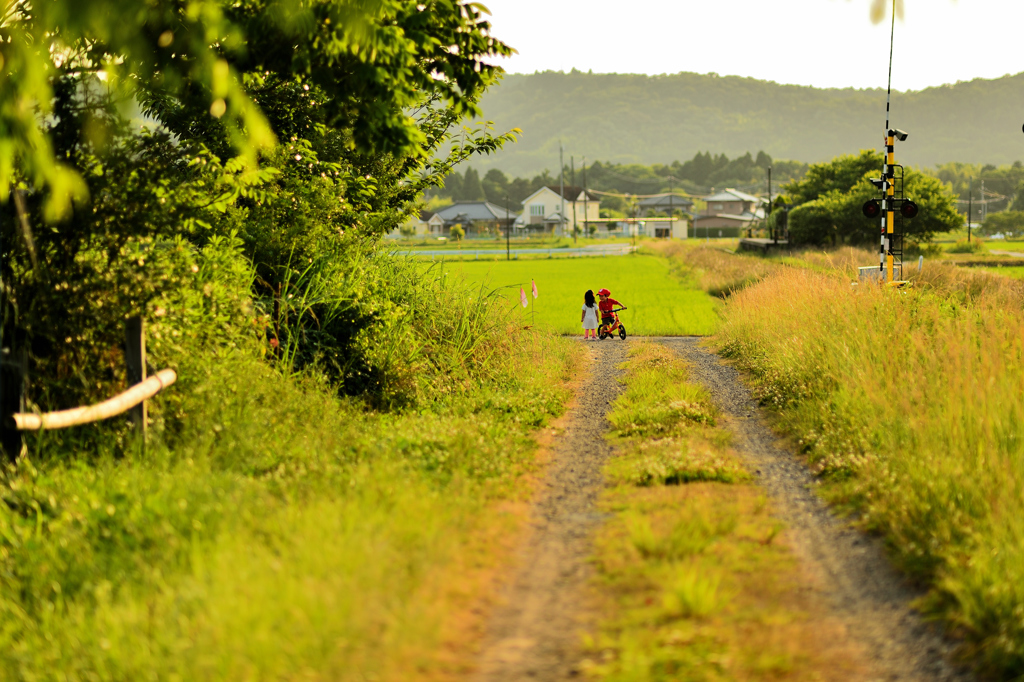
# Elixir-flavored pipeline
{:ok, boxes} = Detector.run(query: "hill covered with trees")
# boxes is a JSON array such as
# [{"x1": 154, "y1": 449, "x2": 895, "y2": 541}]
[{"x1": 470, "y1": 70, "x2": 1024, "y2": 178}]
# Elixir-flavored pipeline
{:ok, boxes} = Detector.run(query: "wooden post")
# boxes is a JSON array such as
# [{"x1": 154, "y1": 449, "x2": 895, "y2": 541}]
[
  {"x1": 125, "y1": 317, "x2": 147, "y2": 437},
  {"x1": 0, "y1": 348, "x2": 24, "y2": 460}
]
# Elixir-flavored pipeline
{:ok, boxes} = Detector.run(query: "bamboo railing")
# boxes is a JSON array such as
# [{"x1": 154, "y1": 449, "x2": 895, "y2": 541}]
[
  {"x1": 1, "y1": 317, "x2": 176, "y2": 456},
  {"x1": 12, "y1": 369, "x2": 176, "y2": 431}
]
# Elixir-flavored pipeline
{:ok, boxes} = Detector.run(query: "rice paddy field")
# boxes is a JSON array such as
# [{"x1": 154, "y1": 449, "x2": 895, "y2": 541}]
[
  {"x1": 433, "y1": 254, "x2": 720, "y2": 336},
  {"x1": 979, "y1": 265, "x2": 1024, "y2": 278}
]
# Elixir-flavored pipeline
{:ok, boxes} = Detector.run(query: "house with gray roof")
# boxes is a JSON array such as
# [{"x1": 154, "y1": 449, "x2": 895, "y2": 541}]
[
  {"x1": 694, "y1": 188, "x2": 768, "y2": 236},
  {"x1": 638, "y1": 193, "x2": 694, "y2": 215},
  {"x1": 433, "y1": 201, "x2": 513, "y2": 238},
  {"x1": 701, "y1": 189, "x2": 764, "y2": 216}
]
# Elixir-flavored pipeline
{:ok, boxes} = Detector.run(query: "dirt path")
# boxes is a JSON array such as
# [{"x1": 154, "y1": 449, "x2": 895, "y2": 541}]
[
  {"x1": 473, "y1": 340, "x2": 627, "y2": 682},
  {"x1": 657, "y1": 337, "x2": 973, "y2": 682}
]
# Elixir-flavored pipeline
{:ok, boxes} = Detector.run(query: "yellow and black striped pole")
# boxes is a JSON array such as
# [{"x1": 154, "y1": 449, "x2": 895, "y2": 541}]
[
  {"x1": 880, "y1": 0, "x2": 896, "y2": 283},
  {"x1": 882, "y1": 131, "x2": 896, "y2": 282}
]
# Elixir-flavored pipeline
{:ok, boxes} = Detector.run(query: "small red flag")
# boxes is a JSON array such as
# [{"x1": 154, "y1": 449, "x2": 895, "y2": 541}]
[
  {"x1": 531, "y1": 279, "x2": 538, "y2": 299},
  {"x1": 520, "y1": 287, "x2": 528, "y2": 308}
]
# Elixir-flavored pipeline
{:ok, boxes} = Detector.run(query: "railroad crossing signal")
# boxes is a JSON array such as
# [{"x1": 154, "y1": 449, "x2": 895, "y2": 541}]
[{"x1": 865, "y1": 129, "x2": 919, "y2": 284}]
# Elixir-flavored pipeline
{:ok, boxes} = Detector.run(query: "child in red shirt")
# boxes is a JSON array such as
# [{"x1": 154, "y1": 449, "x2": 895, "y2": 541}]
[{"x1": 597, "y1": 288, "x2": 623, "y2": 326}]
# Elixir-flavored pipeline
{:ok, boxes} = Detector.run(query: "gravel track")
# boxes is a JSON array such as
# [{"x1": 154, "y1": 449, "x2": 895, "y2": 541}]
[
  {"x1": 657, "y1": 336, "x2": 974, "y2": 682},
  {"x1": 473, "y1": 340, "x2": 627, "y2": 682}
]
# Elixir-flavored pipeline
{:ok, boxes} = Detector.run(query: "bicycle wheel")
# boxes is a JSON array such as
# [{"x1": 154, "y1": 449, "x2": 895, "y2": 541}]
[{"x1": 619, "y1": 325, "x2": 627, "y2": 340}]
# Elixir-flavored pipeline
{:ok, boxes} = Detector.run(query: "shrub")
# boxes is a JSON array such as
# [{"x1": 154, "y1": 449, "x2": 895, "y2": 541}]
[
  {"x1": 947, "y1": 238, "x2": 985, "y2": 253},
  {"x1": 787, "y1": 196, "x2": 837, "y2": 246}
]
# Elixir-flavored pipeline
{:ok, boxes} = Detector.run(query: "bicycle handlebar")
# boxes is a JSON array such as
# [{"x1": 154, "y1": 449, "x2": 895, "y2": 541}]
[{"x1": 609, "y1": 307, "x2": 627, "y2": 313}]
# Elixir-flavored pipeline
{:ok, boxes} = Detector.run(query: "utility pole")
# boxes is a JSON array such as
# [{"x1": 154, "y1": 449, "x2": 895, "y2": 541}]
[
  {"x1": 582, "y1": 157, "x2": 589, "y2": 240},
  {"x1": 981, "y1": 177, "x2": 986, "y2": 223},
  {"x1": 559, "y1": 142, "x2": 566, "y2": 239},
  {"x1": 968, "y1": 177, "x2": 973, "y2": 243},
  {"x1": 571, "y1": 156, "x2": 578, "y2": 245},
  {"x1": 626, "y1": 197, "x2": 634, "y2": 248},
  {"x1": 668, "y1": 175, "x2": 673, "y2": 239}
]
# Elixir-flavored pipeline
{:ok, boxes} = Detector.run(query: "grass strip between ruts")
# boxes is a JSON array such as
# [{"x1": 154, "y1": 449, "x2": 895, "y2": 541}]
[{"x1": 583, "y1": 341, "x2": 867, "y2": 681}]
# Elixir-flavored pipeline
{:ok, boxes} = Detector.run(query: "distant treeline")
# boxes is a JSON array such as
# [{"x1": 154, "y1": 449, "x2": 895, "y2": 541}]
[
  {"x1": 929, "y1": 161, "x2": 1024, "y2": 212},
  {"x1": 930, "y1": 161, "x2": 1024, "y2": 235},
  {"x1": 434, "y1": 150, "x2": 810, "y2": 213}
]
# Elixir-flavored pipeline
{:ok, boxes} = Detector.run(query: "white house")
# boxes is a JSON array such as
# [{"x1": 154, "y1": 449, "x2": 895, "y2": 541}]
[
  {"x1": 639, "y1": 218, "x2": 688, "y2": 239},
  {"x1": 514, "y1": 185, "x2": 601, "y2": 236}
]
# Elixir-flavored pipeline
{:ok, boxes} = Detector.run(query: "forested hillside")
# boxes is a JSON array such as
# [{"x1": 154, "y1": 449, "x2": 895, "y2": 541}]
[{"x1": 470, "y1": 71, "x2": 1024, "y2": 177}]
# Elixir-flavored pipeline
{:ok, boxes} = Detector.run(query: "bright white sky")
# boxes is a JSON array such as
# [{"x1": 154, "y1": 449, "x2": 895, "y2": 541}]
[{"x1": 481, "y1": 0, "x2": 1024, "y2": 91}]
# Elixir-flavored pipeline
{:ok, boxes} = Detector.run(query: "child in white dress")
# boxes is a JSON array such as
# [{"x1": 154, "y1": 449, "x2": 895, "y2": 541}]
[{"x1": 581, "y1": 289, "x2": 599, "y2": 340}]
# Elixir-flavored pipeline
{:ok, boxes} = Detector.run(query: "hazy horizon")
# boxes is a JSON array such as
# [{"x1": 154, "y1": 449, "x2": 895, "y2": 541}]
[
  {"x1": 489, "y1": 67, "x2": 1024, "y2": 94},
  {"x1": 481, "y1": 0, "x2": 1024, "y2": 92}
]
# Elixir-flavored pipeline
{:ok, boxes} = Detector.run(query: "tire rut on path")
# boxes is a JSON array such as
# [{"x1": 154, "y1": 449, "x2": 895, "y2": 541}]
[
  {"x1": 657, "y1": 336, "x2": 973, "y2": 682},
  {"x1": 473, "y1": 340, "x2": 627, "y2": 682}
]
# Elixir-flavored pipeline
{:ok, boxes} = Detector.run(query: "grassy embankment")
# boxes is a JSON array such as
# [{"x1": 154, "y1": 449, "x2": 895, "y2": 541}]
[
  {"x1": 438, "y1": 254, "x2": 721, "y2": 336},
  {"x1": 0, "y1": 263, "x2": 578, "y2": 680},
  {"x1": 583, "y1": 342, "x2": 866, "y2": 680},
  {"x1": 667, "y1": 245, "x2": 1024, "y2": 677}
]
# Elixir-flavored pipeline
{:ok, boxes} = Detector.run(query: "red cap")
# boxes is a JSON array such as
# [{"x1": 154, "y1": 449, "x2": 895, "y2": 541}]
[{"x1": 597, "y1": 288, "x2": 611, "y2": 296}]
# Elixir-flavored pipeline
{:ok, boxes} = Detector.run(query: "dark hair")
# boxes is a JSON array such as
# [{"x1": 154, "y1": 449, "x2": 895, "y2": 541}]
[{"x1": 584, "y1": 289, "x2": 596, "y2": 307}]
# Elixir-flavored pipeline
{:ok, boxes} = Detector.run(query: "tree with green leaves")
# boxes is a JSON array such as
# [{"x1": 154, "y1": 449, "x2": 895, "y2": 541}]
[
  {"x1": 1, "y1": 0, "x2": 521, "y2": 412},
  {"x1": 462, "y1": 167, "x2": 485, "y2": 201},
  {"x1": 1, "y1": 0, "x2": 514, "y2": 215},
  {"x1": 784, "y1": 150, "x2": 961, "y2": 246}
]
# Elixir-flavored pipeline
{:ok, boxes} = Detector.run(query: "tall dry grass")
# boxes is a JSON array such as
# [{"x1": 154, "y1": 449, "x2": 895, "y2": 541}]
[
  {"x1": 655, "y1": 242, "x2": 781, "y2": 297},
  {"x1": 715, "y1": 264, "x2": 1024, "y2": 675}
]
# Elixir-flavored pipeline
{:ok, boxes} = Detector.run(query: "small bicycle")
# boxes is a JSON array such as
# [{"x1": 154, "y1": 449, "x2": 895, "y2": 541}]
[{"x1": 598, "y1": 307, "x2": 628, "y2": 340}]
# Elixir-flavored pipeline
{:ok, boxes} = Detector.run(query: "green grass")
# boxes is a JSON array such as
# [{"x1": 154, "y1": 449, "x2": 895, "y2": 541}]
[
  {"x1": 0, "y1": 254, "x2": 581, "y2": 681},
  {"x1": 980, "y1": 265, "x2": 1024, "y2": 278},
  {"x1": 436, "y1": 254, "x2": 720, "y2": 336}
]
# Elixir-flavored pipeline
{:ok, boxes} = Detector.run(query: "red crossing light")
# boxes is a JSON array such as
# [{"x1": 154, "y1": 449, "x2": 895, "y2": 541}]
[
  {"x1": 862, "y1": 200, "x2": 881, "y2": 219},
  {"x1": 900, "y1": 201, "x2": 919, "y2": 219}
]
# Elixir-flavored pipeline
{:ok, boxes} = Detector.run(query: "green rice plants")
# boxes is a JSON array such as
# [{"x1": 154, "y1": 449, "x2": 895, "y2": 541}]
[{"x1": 438, "y1": 255, "x2": 721, "y2": 336}]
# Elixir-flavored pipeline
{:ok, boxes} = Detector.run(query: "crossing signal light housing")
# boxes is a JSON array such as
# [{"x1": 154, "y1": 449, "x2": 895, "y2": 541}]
[
  {"x1": 863, "y1": 199, "x2": 881, "y2": 219},
  {"x1": 900, "y1": 201, "x2": 919, "y2": 219}
]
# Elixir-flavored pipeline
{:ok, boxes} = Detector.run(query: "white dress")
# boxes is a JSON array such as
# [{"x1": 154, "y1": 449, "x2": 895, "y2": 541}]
[{"x1": 582, "y1": 304, "x2": 599, "y2": 330}]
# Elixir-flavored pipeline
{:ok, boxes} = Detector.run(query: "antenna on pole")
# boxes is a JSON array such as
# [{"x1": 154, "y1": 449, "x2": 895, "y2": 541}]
[{"x1": 884, "y1": 0, "x2": 896, "y2": 134}]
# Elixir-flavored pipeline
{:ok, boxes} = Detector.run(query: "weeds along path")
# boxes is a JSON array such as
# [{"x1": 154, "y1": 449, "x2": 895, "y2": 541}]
[
  {"x1": 474, "y1": 340, "x2": 627, "y2": 682},
  {"x1": 657, "y1": 337, "x2": 972, "y2": 682}
]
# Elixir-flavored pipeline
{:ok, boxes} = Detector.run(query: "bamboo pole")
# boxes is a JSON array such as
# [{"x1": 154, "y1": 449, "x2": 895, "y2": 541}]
[{"x1": 12, "y1": 369, "x2": 177, "y2": 431}]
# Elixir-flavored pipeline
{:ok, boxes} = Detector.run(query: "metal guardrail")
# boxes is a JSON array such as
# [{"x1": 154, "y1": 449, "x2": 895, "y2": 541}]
[{"x1": 392, "y1": 245, "x2": 638, "y2": 258}]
